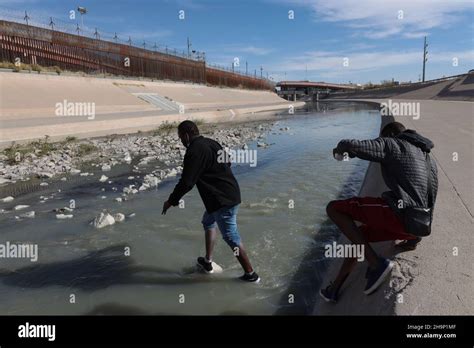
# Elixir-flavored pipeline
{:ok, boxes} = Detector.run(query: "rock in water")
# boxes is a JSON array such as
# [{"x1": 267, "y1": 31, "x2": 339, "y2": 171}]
[
  {"x1": 99, "y1": 175, "x2": 108, "y2": 183},
  {"x1": 1, "y1": 196, "x2": 14, "y2": 203},
  {"x1": 143, "y1": 174, "x2": 160, "y2": 188},
  {"x1": 20, "y1": 211, "x2": 35, "y2": 218},
  {"x1": 37, "y1": 172, "x2": 54, "y2": 179},
  {"x1": 14, "y1": 205, "x2": 30, "y2": 210},
  {"x1": 101, "y1": 164, "x2": 112, "y2": 172},
  {"x1": 56, "y1": 214, "x2": 73, "y2": 219},
  {"x1": 114, "y1": 213, "x2": 125, "y2": 222},
  {"x1": 92, "y1": 212, "x2": 115, "y2": 228},
  {"x1": 0, "y1": 178, "x2": 12, "y2": 185}
]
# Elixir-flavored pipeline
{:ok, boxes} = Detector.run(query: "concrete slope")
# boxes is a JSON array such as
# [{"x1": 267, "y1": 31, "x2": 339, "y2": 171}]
[
  {"x1": 396, "y1": 78, "x2": 457, "y2": 100},
  {"x1": 0, "y1": 72, "x2": 152, "y2": 118},
  {"x1": 0, "y1": 71, "x2": 299, "y2": 146},
  {"x1": 326, "y1": 74, "x2": 474, "y2": 102},
  {"x1": 315, "y1": 99, "x2": 473, "y2": 315}
]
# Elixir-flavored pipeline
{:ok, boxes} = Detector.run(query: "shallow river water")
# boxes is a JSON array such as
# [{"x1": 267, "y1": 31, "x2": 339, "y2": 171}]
[{"x1": 0, "y1": 102, "x2": 380, "y2": 315}]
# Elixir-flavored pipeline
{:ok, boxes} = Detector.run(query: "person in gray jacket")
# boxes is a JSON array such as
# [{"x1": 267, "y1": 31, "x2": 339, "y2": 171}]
[{"x1": 320, "y1": 121, "x2": 438, "y2": 303}]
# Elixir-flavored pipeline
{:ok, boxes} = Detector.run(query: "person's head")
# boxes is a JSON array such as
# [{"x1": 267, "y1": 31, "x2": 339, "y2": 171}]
[
  {"x1": 381, "y1": 121, "x2": 406, "y2": 138},
  {"x1": 177, "y1": 120, "x2": 200, "y2": 148}
]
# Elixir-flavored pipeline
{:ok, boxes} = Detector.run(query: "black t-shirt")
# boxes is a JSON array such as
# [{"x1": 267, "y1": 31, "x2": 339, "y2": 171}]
[{"x1": 168, "y1": 136, "x2": 241, "y2": 213}]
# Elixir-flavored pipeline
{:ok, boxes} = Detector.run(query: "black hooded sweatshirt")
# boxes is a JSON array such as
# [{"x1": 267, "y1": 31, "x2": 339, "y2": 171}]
[{"x1": 168, "y1": 136, "x2": 241, "y2": 213}]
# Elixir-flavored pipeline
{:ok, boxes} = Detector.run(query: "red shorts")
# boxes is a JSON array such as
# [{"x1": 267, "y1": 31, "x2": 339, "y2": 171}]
[{"x1": 330, "y1": 197, "x2": 416, "y2": 242}]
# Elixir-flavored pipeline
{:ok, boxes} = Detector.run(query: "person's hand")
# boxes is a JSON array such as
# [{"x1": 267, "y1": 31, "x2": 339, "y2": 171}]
[
  {"x1": 162, "y1": 201, "x2": 172, "y2": 215},
  {"x1": 332, "y1": 148, "x2": 339, "y2": 158}
]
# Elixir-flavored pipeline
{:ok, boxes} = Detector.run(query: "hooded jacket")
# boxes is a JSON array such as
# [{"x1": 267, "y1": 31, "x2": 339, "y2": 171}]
[
  {"x1": 336, "y1": 129, "x2": 438, "y2": 215},
  {"x1": 168, "y1": 136, "x2": 241, "y2": 213}
]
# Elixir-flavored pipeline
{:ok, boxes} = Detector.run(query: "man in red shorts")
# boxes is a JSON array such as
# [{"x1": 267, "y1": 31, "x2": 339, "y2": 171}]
[{"x1": 320, "y1": 121, "x2": 438, "y2": 302}]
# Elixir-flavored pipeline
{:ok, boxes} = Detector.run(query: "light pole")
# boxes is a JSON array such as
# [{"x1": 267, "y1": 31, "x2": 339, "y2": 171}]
[
  {"x1": 23, "y1": 11, "x2": 30, "y2": 26},
  {"x1": 422, "y1": 36, "x2": 428, "y2": 82},
  {"x1": 77, "y1": 7, "x2": 87, "y2": 32},
  {"x1": 187, "y1": 37, "x2": 192, "y2": 58}
]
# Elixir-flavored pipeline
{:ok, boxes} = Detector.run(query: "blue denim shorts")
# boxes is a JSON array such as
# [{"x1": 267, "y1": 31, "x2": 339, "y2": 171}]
[{"x1": 201, "y1": 204, "x2": 241, "y2": 248}]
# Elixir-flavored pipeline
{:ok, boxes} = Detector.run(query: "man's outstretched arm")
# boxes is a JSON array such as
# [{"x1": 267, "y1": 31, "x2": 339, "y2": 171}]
[
  {"x1": 335, "y1": 137, "x2": 391, "y2": 163},
  {"x1": 162, "y1": 149, "x2": 206, "y2": 214}
]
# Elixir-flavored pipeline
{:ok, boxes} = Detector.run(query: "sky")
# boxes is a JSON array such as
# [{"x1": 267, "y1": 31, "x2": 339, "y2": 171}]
[{"x1": 1, "y1": 0, "x2": 473, "y2": 84}]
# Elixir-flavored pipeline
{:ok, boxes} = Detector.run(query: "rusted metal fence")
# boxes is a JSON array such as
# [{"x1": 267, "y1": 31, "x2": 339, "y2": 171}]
[{"x1": 0, "y1": 18, "x2": 273, "y2": 90}]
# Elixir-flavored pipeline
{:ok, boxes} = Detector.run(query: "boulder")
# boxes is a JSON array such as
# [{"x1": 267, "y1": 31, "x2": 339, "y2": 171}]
[
  {"x1": 92, "y1": 212, "x2": 115, "y2": 229},
  {"x1": 114, "y1": 213, "x2": 125, "y2": 222},
  {"x1": 99, "y1": 175, "x2": 108, "y2": 183},
  {"x1": 101, "y1": 164, "x2": 112, "y2": 172},
  {"x1": 1, "y1": 196, "x2": 14, "y2": 203},
  {"x1": 56, "y1": 214, "x2": 73, "y2": 219},
  {"x1": 14, "y1": 205, "x2": 30, "y2": 210},
  {"x1": 20, "y1": 211, "x2": 35, "y2": 218}
]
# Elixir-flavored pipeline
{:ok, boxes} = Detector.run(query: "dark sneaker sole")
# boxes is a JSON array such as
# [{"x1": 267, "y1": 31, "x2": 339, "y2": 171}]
[
  {"x1": 319, "y1": 289, "x2": 337, "y2": 303},
  {"x1": 239, "y1": 276, "x2": 261, "y2": 283},
  {"x1": 364, "y1": 260, "x2": 394, "y2": 295}
]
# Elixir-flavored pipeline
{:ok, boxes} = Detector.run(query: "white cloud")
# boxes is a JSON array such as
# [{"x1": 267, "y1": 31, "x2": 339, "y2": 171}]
[
  {"x1": 270, "y1": 49, "x2": 474, "y2": 76},
  {"x1": 403, "y1": 32, "x2": 430, "y2": 39},
  {"x1": 219, "y1": 44, "x2": 273, "y2": 56},
  {"x1": 238, "y1": 45, "x2": 274, "y2": 55},
  {"x1": 286, "y1": 0, "x2": 474, "y2": 38}
]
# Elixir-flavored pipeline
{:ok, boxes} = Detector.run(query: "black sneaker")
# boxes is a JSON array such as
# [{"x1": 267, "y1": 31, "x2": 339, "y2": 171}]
[
  {"x1": 395, "y1": 237, "x2": 422, "y2": 251},
  {"x1": 197, "y1": 257, "x2": 213, "y2": 274},
  {"x1": 239, "y1": 271, "x2": 260, "y2": 283},
  {"x1": 319, "y1": 283, "x2": 338, "y2": 303},
  {"x1": 364, "y1": 258, "x2": 394, "y2": 295}
]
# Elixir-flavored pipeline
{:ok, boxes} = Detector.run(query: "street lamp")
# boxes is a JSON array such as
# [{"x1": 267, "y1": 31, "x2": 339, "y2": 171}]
[{"x1": 77, "y1": 7, "x2": 87, "y2": 31}]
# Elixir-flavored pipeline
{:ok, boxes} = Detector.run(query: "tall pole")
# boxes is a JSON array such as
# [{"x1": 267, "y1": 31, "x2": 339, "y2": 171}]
[
  {"x1": 24, "y1": 11, "x2": 30, "y2": 26},
  {"x1": 260, "y1": 66, "x2": 263, "y2": 79},
  {"x1": 246, "y1": 61, "x2": 248, "y2": 75},
  {"x1": 187, "y1": 37, "x2": 191, "y2": 58},
  {"x1": 49, "y1": 17, "x2": 55, "y2": 31},
  {"x1": 422, "y1": 36, "x2": 428, "y2": 82}
]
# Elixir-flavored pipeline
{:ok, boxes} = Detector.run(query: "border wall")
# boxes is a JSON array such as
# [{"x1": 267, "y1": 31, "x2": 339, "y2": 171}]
[{"x1": 0, "y1": 20, "x2": 272, "y2": 90}]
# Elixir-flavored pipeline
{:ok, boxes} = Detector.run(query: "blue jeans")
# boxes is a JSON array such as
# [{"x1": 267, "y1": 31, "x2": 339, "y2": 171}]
[{"x1": 201, "y1": 204, "x2": 241, "y2": 248}]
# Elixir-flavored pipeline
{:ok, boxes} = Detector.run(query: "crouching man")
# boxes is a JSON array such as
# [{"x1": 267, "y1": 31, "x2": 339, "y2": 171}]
[{"x1": 321, "y1": 121, "x2": 437, "y2": 302}]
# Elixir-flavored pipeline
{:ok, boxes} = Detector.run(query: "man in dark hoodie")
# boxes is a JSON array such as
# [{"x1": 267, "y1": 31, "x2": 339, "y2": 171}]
[
  {"x1": 162, "y1": 120, "x2": 260, "y2": 282},
  {"x1": 320, "y1": 121, "x2": 437, "y2": 302}
]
